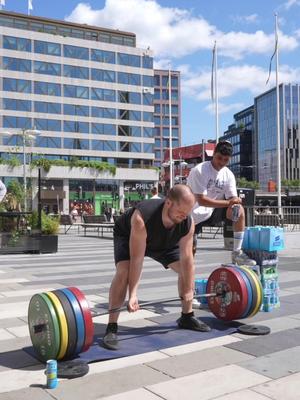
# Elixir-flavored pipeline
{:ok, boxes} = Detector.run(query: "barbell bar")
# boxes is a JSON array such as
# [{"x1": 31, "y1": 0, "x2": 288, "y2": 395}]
[{"x1": 28, "y1": 266, "x2": 263, "y2": 362}]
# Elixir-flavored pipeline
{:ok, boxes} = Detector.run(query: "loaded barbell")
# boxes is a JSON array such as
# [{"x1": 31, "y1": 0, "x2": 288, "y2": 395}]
[{"x1": 28, "y1": 265, "x2": 263, "y2": 362}]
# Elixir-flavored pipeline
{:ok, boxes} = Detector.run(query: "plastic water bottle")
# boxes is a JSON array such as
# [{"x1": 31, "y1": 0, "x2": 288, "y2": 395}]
[{"x1": 46, "y1": 359, "x2": 58, "y2": 389}]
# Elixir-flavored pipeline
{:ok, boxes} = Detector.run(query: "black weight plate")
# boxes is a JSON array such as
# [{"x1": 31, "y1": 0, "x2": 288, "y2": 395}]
[
  {"x1": 57, "y1": 360, "x2": 89, "y2": 379},
  {"x1": 53, "y1": 290, "x2": 78, "y2": 360},
  {"x1": 237, "y1": 324, "x2": 271, "y2": 336}
]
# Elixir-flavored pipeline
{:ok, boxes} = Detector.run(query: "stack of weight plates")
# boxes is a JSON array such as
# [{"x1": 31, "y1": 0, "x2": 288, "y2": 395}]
[
  {"x1": 207, "y1": 266, "x2": 263, "y2": 321},
  {"x1": 28, "y1": 287, "x2": 94, "y2": 362}
]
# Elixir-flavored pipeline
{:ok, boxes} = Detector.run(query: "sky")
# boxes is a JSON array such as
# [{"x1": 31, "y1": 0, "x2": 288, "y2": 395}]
[{"x1": 2, "y1": 0, "x2": 300, "y2": 146}]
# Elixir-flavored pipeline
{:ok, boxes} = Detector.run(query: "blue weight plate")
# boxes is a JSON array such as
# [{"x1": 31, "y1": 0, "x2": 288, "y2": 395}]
[
  {"x1": 61, "y1": 288, "x2": 86, "y2": 355},
  {"x1": 230, "y1": 266, "x2": 253, "y2": 319}
]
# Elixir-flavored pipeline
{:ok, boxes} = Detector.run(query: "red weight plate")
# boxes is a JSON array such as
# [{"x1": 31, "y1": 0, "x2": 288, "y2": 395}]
[
  {"x1": 207, "y1": 267, "x2": 249, "y2": 321},
  {"x1": 68, "y1": 287, "x2": 94, "y2": 352}
]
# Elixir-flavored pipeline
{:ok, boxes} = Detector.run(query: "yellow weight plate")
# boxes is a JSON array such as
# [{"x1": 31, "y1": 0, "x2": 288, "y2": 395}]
[
  {"x1": 46, "y1": 291, "x2": 69, "y2": 360},
  {"x1": 240, "y1": 267, "x2": 262, "y2": 317}
]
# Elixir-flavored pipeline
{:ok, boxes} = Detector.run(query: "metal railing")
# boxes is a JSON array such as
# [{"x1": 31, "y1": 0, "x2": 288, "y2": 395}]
[{"x1": 251, "y1": 206, "x2": 300, "y2": 231}]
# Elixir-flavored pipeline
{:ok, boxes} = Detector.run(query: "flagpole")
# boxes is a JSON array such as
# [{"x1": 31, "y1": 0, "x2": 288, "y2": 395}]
[
  {"x1": 168, "y1": 68, "x2": 173, "y2": 188},
  {"x1": 214, "y1": 41, "x2": 219, "y2": 142},
  {"x1": 275, "y1": 13, "x2": 282, "y2": 219}
]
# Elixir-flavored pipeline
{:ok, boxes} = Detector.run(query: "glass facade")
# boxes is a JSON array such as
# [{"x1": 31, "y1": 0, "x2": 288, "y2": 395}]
[
  {"x1": 255, "y1": 84, "x2": 297, "y2": 189},
  {"x1": 153, "y1": 70, "x2": 181, "y2": 167}
]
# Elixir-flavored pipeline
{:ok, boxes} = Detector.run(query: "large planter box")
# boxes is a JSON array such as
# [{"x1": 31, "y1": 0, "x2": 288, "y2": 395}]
[
  {"x1": 39, "y1": 235, "x2": 58, "y2": 253},
  {"x1": 0, "y1": 233, "x2": 58, "y2": 254}
]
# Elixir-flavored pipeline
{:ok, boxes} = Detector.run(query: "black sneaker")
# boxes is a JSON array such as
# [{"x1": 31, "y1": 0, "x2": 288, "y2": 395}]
[
  {"x1": 177, "y1": 315, "x2": 211, "y2": 332},
  {"x1": 102, "y1": 323, "x2": 119, "y2": 350}
]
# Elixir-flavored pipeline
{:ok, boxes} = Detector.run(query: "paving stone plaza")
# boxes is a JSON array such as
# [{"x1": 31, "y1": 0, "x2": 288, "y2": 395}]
[{"x1": 0, "y1": 230, "x2": 300, "y2": 400}]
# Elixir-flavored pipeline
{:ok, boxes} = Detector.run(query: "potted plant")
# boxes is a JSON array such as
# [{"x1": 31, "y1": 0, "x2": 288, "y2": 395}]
[{"x1": 28, "y1": 211, "x2": 60, "y2": 253}]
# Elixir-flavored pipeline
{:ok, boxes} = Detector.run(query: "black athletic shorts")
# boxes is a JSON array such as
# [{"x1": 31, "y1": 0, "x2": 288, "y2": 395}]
[
  {"x1": 113, "y1": 235, "x2": 180, "y2": 269},
  {"x1": 194, "y1": 208, "x2": 227, "y2": 235}
]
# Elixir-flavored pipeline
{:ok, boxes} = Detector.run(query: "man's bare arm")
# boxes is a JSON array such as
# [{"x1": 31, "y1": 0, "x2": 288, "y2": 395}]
[
  {"x1": 178, "y1": 222, "x2": 195, "y2": 302},
  {"x1": 128, "y1": 210, "x2": 147, "y2": 311},
  {"x1": 195, "y1": 194, "x2": 241, "y2": 208}
]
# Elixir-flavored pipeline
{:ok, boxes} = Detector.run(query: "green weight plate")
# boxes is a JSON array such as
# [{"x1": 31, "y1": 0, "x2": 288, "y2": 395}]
[{"x1": 28, "y1": 293, "x2": 60, "y2": 362}]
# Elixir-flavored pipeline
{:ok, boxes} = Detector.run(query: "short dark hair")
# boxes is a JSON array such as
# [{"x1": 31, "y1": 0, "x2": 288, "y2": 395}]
[{"x1": 214, "y1": 141, "x2": 233, "y2": 156}]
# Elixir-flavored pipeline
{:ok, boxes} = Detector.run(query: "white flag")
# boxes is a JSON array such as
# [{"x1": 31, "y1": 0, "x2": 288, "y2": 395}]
[
  {"x1": 211, "y1": 41, "x2": 216, "y2": 101},
  {"x1": 266, "y1": 20, "x2": 278, "y2": 85},
  {"x1": 28, "y1": 0, "x2": 33, "y2": 11},
  {"x1": 0, "y1": 0, "x2": 5, "y2": 7}
]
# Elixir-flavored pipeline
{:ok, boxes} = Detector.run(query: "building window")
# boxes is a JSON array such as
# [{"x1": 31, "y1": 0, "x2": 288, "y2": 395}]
[
  {"x1": 35, "y1": 118, "x2": 61, "y2": 131},
  {"x1": 91, "y1": 88, "x2": 116, "y2": 102},
  {"x1": 64, "y1": 121, "x2": 89, "y2": 133},
  {"x1": 143, "y1": 75, "x2": 154, "y2": 87},
  {"x1": 34, "y1": 101, "x2": 61, "y2": 114},
  {"x1": 64, "y1": 138, "x2": 89, "y2": 150},
  {"x1": 34, "y1": 81, "x2": 61, "y2": 96},
  {"x1": 144, "y1": 143, "x2": 154, "y2": 153},
  {"x1": 34, "y1": 40, "x2": 61, "y2": 56},
  {"x1": 63, "y1": 65, "x2": 89, "y2": 79},
  {"x1": 3, "y1": 57, "x2": 31, "y2": 72},
  {"x1": 63, "y1": 44, "x2": 89, "y2": 60},
  {"x1": 143, "y1": 127, "x2": 154, "y2": 137},
  {"x1": 91, "y1": 123, "x2": 116, "y2": 135},
  {"x1": 118, "y1": 91, "x2": 141, "y2": 104},
  {"x1": 118, "y1": 125, "x2": 141, "y2": 137},
  {"x1": 91, "y1": 140, "x2": 116, "y2": 151},
  {"x1": 3, "y1": 116, "x2": 31, "y2": 129},
  {"x1": 91, "y1": 49, "x2": 115, "y2": 64},
  {"x1": 63, "y1": 104, "x2": 89, "y2": 116},
  {"x1": 118, "y1": 72, "x2": 141, "y2": 86},
  {"x1": 142, "y1": 55, "x2": 153, "y2": 69},
  {"x1": 3, "y1": 98, "x2": 31, "y2": 112},
  {"x1": 91, "y1": 106, "x2": 116, "y2": 119},
  {"x1": 3, "y1": 78, "x2": 31, "y2": 93},
  {"x1": 36, "y1": 136, "x2": 61, "y2": 148},
  {"x1": 34, "y1": 60, "x2": 61, "y2": 76},
  {"x1": 91, "y1": 69, "x2": 115, "y2": 82},
  {"x1": 3, "y1": 36, "x2": 31, "y2": 52},
  {"x1": 64, "y1": 84, "x2": 89, "y2": 99},
  {"x1": 118, "y1": 53, "x2": 140, "y2": 67}
]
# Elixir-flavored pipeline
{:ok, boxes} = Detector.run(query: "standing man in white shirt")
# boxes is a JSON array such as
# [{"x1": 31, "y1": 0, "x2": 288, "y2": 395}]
[
  {"x1": 0, "y1": 180, "x2": 7, "y2": 203},
  {"x1": 187, "y1": 141, "x2": 255, "y2": 266}
]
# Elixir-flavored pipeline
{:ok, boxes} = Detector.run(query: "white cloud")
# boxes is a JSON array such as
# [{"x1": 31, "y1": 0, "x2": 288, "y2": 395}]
[
  {"x1": 231, "y1": 14, "x2": 259, "y2": 24},
  {"x1": 204, "y1": 101, "x2": 245, "y2": 115},
  {"x1": 181, "y1": 64, "x2": 300, "y2": 102},
  {"x1": 65, "y1": 0, "x2": 298, "y2": 59},
  {"x1": 282, "y1": 0, "x2": 300, "y2": 10}
]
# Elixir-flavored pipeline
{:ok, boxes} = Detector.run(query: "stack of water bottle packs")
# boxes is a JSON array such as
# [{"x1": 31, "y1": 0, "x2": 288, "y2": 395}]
[{"x1": 242, "y1": 226, "x2": 284, "y2": 312}]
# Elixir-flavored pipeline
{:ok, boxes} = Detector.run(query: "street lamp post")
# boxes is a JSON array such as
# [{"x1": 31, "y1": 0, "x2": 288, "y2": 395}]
[{"x1": 162, "y1": 158, "x2": 188, "y2": 187}]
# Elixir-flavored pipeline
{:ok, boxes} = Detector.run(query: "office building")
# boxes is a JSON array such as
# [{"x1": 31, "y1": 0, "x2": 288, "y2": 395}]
[
  {"x1": 0, "y1": 10, "x2": 157, "y2": 213},
  {"x1": 220, "y1": 105, "x2": 254, "y2": 181},
  {"x1": 153, "y1": 69, "x2": 181, "y2": 167},
  {"x1": 254, "y1": 83, "x2": 299, "y2": 190}
]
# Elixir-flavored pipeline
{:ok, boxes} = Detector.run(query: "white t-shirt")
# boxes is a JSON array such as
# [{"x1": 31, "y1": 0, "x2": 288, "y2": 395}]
[{"x1": 187, "y1": 161, "x2": 237, "y2": 224}]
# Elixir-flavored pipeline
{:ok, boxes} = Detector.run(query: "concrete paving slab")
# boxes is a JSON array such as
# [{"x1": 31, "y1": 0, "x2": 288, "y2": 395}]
[
  {"x1": 99, "y1": 388, "x2": 162, "y2": 400},
  {"x1": 0, "y1": 328, "x2": 15, "y2": 341},
  {"x1": 0, "y1": 288, "x2": 56, "y2": 299},
  {"x1": 0, "y1": 388, "x2": 54, "y2": 400},
  {"x1": 214, "y1": 389, "x2": 272, "y2": 400},
  {"x1": 253, "y1": 371, "x2": 300, "y2": 400},
  {"x1": 147, "y1": 365, "x2": 270, "y2": 400},
  {"x1": 0, "y1": 364, "x2": 45, "y2": 393},
  {"x1": 226, "y1": 328, "x2": 300, "y2": 356},
  {"x1": 160, "y1": 335, "x2": 242, "y2": 356},
  {"x1": 233, "y1": 315, "x2": 300, "y2": 339},
  {"x1": 6, "y1": 325, "x2": 29, "y2": 338},
  {"x1": 238, "y1": 346, "x2": 300, "y2": 379},
  {"x1": 0, "y1": 336, "x2": 32, "y2": 353},
  {"x1": 50, "y1": 365, "x2": 171, "y2": 400},
  {"x1": 88, "y1": 351, "x2": 169, "y2": 375},
  {"x1": 0, "y1": 349, "x2": 38, "y2": 371},
  {"x1": 146, "y1": 346, "x2": 254, "y2": 378}
]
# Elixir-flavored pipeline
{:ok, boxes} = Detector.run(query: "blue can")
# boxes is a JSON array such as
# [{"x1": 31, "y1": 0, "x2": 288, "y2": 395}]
[
  {"x1": 232, "y1": 204, "x2": 240, "y2": 222},
  {"x1": 46, "y1": 359, "x2": 58, "y2": 389}
]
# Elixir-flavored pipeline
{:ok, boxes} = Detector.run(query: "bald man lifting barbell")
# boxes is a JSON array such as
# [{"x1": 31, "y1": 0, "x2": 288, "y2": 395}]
[{"x1": 103, "y1": 184, "x2": 211, "y2": 351}]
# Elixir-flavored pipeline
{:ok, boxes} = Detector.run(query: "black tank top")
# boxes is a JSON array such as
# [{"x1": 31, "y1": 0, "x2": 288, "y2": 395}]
[{"x1": 114, "y1": 199, "x2": 192, "y2": 254}]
